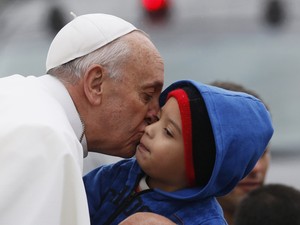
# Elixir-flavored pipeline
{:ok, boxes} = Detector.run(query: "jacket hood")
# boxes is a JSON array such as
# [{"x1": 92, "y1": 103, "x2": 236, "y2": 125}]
[{"x1": 157, "y1": 79, "x2": 274, "y2": 200}]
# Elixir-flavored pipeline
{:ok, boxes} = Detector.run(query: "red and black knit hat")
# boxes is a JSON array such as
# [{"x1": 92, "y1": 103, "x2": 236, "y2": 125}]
[{"x1": 166, "y1": 85, "x2": 216, "y2": 187}]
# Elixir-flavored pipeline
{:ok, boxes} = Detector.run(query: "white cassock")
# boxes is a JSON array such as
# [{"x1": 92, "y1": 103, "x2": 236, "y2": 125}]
[{"x1": 0, "y1": 75, "x2": 90, "y2": 225}]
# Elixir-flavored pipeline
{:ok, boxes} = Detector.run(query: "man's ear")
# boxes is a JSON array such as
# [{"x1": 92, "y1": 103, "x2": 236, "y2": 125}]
[{"x1": 83, "y1": 64, "x2": 104, "y2": 105}]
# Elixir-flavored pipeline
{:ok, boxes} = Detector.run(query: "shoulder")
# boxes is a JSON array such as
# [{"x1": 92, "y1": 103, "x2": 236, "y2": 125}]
[
  {"x1": 83, "y1": 159, "x2": 138, "y2": 185},
  {"x1": 172, "y1": 198, "x2": 226, "y2": 225}
]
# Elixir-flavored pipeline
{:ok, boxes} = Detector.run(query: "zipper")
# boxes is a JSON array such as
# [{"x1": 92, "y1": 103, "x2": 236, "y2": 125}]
[{"x1": 103, "y1": 177, "x2": 151, "y2": 225}]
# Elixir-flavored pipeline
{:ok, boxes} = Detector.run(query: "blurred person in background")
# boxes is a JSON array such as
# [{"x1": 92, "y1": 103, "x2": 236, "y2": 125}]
[
  {"x1": 211, "y1": 81, "x2": 271, "y2": 225},
  {"x1": 0, "y1": 13, "x2": 164, "y2": 225},
  {"x1": 234, "y1": 183, "x2": 300, "y2": 225}
]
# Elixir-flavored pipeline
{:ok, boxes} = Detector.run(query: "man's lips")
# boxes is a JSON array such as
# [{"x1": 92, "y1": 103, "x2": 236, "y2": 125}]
[{"x1": 131, "y1": 132, "x2": 144, "y2": 147}]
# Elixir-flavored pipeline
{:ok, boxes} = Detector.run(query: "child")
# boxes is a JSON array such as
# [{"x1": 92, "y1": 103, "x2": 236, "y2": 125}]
[{"x1": 83, "y1": 80, "x2": 274, "y2": 225}]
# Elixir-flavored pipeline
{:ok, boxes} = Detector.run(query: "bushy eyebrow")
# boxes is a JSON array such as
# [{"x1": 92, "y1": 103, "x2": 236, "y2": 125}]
[{"x1": 142, "y1": 80, "x2": 163, "y2": 91}]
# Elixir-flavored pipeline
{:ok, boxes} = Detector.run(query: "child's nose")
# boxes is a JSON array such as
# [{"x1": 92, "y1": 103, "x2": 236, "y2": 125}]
[{"x1": 144, "y1": 122, "x2": 156, "y2": 138}]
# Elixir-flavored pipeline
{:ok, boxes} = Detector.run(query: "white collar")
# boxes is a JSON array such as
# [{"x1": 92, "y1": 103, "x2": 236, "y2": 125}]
[
  {"x1": 138, "y1": 176, "x2": 150, "y2": 191},
  {"x1": 39, "y1": 75, "x2": 88, "y2": 157}
]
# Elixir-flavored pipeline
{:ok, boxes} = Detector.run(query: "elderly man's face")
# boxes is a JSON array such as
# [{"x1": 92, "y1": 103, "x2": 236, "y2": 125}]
[{"x1": 88, "y1": 32, "x2": 164, "y2": 157}]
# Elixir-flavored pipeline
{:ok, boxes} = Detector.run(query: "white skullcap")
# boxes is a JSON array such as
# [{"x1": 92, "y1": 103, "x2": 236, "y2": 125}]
[{"x1": 46, "y1": 13, "x2": 138, "y2": 71}]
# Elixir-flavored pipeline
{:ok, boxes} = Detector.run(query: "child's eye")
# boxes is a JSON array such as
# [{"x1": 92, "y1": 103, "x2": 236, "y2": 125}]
[{"x1": 164, "y1": 128, "x2": 173, "y2": 137}]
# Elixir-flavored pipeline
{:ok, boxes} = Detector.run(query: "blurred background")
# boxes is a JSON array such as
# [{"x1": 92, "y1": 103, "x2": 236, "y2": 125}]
[{"x1": 1, "y1": 0, "x2": 299, "y2": 188}]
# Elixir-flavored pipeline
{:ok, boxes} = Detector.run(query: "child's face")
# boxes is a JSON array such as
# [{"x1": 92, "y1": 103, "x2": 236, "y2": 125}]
[{"x1": 136, "y1": 97, "x2": 188, "y2": 191}]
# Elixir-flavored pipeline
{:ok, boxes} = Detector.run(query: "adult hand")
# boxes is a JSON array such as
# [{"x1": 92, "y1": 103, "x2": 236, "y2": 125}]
[{"x1": 119, "y1": 212, "x2": 176, "y2": 225}]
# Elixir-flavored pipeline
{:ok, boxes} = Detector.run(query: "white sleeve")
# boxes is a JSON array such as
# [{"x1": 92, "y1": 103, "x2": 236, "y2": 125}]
[{"x1": 0, "y1": 125, "x2": 90, "y2": 225}]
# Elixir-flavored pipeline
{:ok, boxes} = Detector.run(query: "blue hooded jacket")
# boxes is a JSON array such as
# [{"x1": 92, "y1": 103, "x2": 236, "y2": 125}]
[{"x1": 84, "y1": 80, "x2": 274, "y2": 225}]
